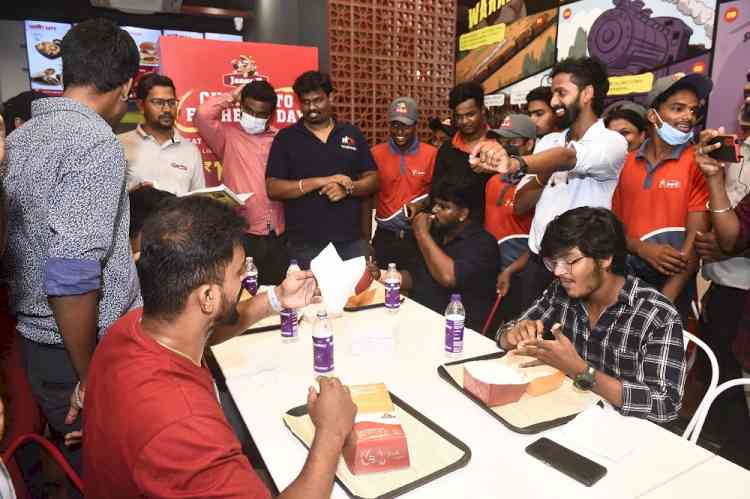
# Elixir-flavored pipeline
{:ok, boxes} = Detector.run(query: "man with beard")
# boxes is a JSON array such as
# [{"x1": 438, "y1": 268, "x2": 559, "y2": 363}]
[
  {"x1": 611, "y1": 73, "x2": 712, "y2": 322},
  {"x1": 2, "y1": 19, "x2": 141, "y2": 487},
  {"x1": 378, "y1": 179, "x2": 500, "y2": 331},
  {"x1": 267, "y1": 71, "x2": 379, "y2": 268},
  {"x1": 84, "y1": 196, "x2": 356, "y2": 498},
  {"x1": 475, "y1": 57, "x2": 628, "y2": 314},
  {"x1": 431, "y1": 82, "x2": 492, "y2": 223},
  {"x1": 197, "y1": 79, "x2": 288, "y2": 284},
  {"x1": 371, "y1": 97, "x2": 437, "y2": 270},
  {"x1": 120, "y1": 73, "x2": 205, "y2": 195},
  {"x1": 498, "y1": 207, "x2": 685, "y2": 423}
]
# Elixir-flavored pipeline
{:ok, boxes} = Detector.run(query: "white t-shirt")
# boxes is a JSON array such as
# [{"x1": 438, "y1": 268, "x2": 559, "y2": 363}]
[
  {"x1": 0, "y1": 459, "x2": 16, "y2": 499},
  {"x1": 702, "y1": 137, "x2": 750, "y2": 290},
  {"x1": 119, "y1": 125, "x2": 205, "y2": 195},
  {"x1": 520, "y1": 119, "x2": 628, "y2": 254}
]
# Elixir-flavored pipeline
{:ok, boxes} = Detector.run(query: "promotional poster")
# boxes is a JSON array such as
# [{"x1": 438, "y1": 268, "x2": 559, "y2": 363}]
[{"x1": 159, "y1": 37, "x2": 318, "y2": 185}]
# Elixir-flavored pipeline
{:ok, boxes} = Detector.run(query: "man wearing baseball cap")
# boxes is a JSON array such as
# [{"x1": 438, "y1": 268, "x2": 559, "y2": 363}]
[
  {"x1": 612, "y1": 72, "x2": 713, "y2": 322},
  {"x1": 485, "y1": 114, "x2": 537, "y2": 322},
  {"x1": 370, "y1": 97, "x2": 438, "y2": 270}
]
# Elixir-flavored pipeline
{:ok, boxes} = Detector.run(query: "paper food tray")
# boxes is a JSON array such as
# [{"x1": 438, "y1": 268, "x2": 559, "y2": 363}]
[
  {"x1": 438, "y1": 352, "x2": 601, "y2": 434},
  {"x1": 283, "y1": 392, "x2": 471, "y2": 499}
]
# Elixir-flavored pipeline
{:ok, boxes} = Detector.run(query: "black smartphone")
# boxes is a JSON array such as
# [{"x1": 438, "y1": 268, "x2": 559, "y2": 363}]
[
  {"x1": 707, "y1": 134, "x2": 741, "y2": 163},
  {"x1": 525, "y1": 437, "x2": 607, "y2": 487}
]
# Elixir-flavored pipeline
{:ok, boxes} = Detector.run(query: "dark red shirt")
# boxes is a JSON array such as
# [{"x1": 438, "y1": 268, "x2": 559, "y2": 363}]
[
  {"x1": 84, "y1": 308, "x2": 270, "y2": 499},
  {"x1": 731, "y1": 194, "x2": 750, "y2": 370}
]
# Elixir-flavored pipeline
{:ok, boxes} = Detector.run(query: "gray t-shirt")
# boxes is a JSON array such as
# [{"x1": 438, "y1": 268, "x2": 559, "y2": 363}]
[{"x1": 3, "y1": 97, "x2": 141, "y2": 344}]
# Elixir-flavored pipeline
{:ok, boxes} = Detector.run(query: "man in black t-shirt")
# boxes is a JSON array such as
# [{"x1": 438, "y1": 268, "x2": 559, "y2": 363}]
[{"x1": 266, "y1": 71, "x2": 379, "y2": 268}]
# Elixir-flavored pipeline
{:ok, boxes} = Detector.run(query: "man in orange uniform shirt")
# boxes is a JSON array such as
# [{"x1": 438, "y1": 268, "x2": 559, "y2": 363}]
[
  {"x1": 371, "y1": 97, "x2": 437, "y2": 269},
  {"x1": 612, "y1": 73, "x2": 712, "y2": 321}
]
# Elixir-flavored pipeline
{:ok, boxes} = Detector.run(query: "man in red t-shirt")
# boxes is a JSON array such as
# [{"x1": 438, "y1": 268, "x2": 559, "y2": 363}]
[
  {"x1": 612, "y1": 73, "x2": 712, "y2": 321},
  {"x1": 84, "y1": 197, "x2": 356, "y2": 499},
  {"x1": 371, "y1": 97, "x2": 437, "y2": 270}
]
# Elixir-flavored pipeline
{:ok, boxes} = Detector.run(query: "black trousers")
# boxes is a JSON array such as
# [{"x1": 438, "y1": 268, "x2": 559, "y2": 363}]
[
  {"x1": 371, "y1": 227, "x2": 420, "y2": 271},
  {"x1": 516, "y1": 252, "x2": 554, "y2": 315},
  {"x1": 242, "y1": 232, "x2": 289, "y2": 285}
]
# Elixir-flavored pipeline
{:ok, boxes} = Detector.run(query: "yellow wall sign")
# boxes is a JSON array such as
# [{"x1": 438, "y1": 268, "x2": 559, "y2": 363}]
[
  {"x1": 459, "y1": 23, "x2": 506, "y2": 52},
  {"x1": 608, "y1": 73, "x2": 655, "y2": 96},
  {"x1": 468, "y1": 0, "x2": 514, "y2": 30}
]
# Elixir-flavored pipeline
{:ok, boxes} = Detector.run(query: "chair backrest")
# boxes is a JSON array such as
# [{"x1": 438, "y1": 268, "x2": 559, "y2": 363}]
[
  {"x1": 681, "y1": 330, "x2": 720, "y2": 441},
  {"x1": 2, "y1": 433, "x2": 83, "y2": 493},
  {"x1": 688, "y1": 378, "x2": 750, "y2": 444}
]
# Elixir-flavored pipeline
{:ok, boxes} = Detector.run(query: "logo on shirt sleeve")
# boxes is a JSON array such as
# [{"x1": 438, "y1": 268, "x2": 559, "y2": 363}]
[{"x1": 341, "y1": 136, "x2": 358, "y2": 151}]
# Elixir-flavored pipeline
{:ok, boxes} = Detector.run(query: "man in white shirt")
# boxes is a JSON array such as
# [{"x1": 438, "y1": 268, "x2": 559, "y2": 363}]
[
  {"x1": 473, "y1": 57, "x2": 628, "y2": 314},
  {"x1": 119, "y1": 73, "x2": 205, "y2": 195}
]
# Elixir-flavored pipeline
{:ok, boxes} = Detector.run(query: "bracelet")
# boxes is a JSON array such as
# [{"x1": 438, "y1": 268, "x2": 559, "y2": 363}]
[
  {"x1": 533, "y1": 175, "x2": 544, "y2": 187},
  {"x1": 708, "y1": 203, "x2": 732, "y2": 214},
  {"x1": 73, "y1": 381, "x2": 84, "y2": 409},
  {"x1": 299, "y1": 179, "x2": 304, "y2": 194},
  {"x1": 267, "y1": 286, "x2": 283, "y2": 313}
]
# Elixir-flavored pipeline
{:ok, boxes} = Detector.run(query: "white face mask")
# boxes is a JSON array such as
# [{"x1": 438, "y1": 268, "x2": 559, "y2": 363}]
[{"x1": 239, "y1": 112, "x2": 268, "y2": 135}]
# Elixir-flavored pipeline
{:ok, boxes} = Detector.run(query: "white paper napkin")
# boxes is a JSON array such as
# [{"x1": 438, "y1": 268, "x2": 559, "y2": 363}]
[{"x1": 310, "y1": 243, "x2": 365, "y2": 315}]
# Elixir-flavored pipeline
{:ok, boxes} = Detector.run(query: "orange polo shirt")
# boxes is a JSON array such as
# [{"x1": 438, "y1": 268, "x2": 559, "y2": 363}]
[
  {"x1": 612, "y1": 142, "x2": 708, "y2": 247},
  {"x1": 372, "y1": 139, "x2": 437, "y2": 219},
  {"x1": 484, "y1": 173, "x2": 533, "y2": 270}
]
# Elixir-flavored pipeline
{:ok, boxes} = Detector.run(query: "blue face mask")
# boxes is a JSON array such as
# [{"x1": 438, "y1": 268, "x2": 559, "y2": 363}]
[{"x1": 653, "y1": 110, "x2": 693, "y2": 146}]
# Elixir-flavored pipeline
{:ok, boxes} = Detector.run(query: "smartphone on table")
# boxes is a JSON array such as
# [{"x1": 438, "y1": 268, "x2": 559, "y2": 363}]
[{"x1": 525, "y1": 437, "x2": 607, "y2": 487}]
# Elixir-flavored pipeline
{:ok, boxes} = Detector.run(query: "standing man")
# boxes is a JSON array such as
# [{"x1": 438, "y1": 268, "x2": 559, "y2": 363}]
[
  {"x1": 432, "y1": 82, "x2": 492, "y2": 223},
  {"x1": 475, "y1": 57, "x2": 628, "y2": 313},
  {"x1": 120, "y1": 73, "x2": 205, "y2": 195},
  {"x1": 266, "y1": 71, "x2": 379, "y2": 268},
  {"x1": 371, "y1": 97, "x2": 437, "y2": 270},
  {"x1": 604, "y1": 102, "x2": 648, "y2": 152},
  {"x1": 611, "y1": 73, "x2": 712, "y2": 321},
  {"x1": 525, "y1": 86, "x2": 560, "y2": 138},
  {"x1": 484, "y1": 114, "x2": 536, "y2": 320},
  {"x1": 197, "y1": 79, "x2": 288, "y2": 284},
  {"x1": 428, "y1": 117, "x2": 454, "y2": 148},
  {"x1": 2, "y1": 18, "x2": 140, "y2": 483}
]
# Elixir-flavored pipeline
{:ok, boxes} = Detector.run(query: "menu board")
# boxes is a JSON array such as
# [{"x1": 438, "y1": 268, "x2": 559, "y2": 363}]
[
  {"x1": 122, "y1": 26, "x2": 161, "y2": 67},
  {"x1": 162, "y1": 29, "x2": 203, "y2": 39},
  {"x1": 24, "y1": 20, "x2": 71, "y2": 94},
  {"x1": 205, "y1": 33, "x2": 243, "y2": 42}
]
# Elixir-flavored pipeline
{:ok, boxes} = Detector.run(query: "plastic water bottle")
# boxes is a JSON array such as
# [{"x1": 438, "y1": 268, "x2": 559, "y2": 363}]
[
  {"x1": 242, "y1": 257, "x2": 258, "y2": 296},
  {"x1": 445, "y1": 293, "x2": 465, "y2": 358},
  {"x1": 281, "y1": 259, "x2": 301, "y2": 343},
  {"x1": 384, "y1": 263, "x2": 402, "y2": 313},
  {"x1": 312, "y1": 310, "x2": 334, "y2": 374}
]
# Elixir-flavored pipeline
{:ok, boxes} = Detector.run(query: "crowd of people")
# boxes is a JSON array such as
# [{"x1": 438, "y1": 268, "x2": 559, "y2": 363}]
[{"x1": 0, "y1": 16, "x2": 749, "y2": 498}]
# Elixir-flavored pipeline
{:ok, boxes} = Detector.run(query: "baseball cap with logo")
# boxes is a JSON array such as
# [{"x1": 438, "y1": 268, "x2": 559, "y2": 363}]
[
  {"x1": 646, "y1": 72, "x2": 713, "y2": 109},
  {"x1": 492, "y1": 113, "x2": 536, "y2": 139},
  {"x1": 388, "y1": 97, "x2": 418, "y2": 126}
]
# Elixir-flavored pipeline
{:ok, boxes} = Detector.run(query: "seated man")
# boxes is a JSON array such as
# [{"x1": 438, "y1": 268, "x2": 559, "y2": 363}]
[
  {"x1": 128, "y1": 185, "x2": 174, "y2": 259},
  {"x1": 373, "y1": 180, "x2": 500, "y2": 331},
  {"x1": 84, "y1": 196, "x2": 356, "y2": 498},
  {"x1": 497, "y1": 207, "x2": 686, "y2": 423}
]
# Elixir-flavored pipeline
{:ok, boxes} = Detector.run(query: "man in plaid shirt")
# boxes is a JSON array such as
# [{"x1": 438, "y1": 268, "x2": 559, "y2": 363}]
[{"x1": 498, "y1": 207, "x2": 686, "y2": 423}]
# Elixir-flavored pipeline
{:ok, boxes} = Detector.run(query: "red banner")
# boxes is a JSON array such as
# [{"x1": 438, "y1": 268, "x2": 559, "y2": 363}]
[{"x1": 159, "y1": 37, "x2": 318, "y2": 186}]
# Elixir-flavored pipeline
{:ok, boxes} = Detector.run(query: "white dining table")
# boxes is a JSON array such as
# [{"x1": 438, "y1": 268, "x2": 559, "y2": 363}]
[{"x1": 210, "y1": 296, "x2": 748, "y2": 499}]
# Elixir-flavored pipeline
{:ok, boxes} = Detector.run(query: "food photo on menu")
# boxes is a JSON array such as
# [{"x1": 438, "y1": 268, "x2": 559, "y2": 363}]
[{"x1": 24, "y1": 20, "x2": 70, "y2": 93}]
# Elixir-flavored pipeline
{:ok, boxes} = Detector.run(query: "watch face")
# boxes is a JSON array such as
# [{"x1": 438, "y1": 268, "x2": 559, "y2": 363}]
[{"x1": 574, "y1": 367, "x2": 595, "y2": 390}]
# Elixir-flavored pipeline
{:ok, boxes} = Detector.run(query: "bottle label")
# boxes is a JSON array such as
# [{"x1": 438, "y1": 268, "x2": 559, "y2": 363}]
[
  {"x1": 384, "y1": 281, "x2": 401, "y2": 309},
  {"x1": 281, "y1": 309, "x2": 298, "y2": 337},
  {"x1": 445, "y1": 318, "x2": 464, "y2": 353},
  {"x1": 242, "y1": 275, "x2": 258, "y2": 296},
  {"x1": 313, "y1": 336, "x2": 334, "y2": 372}
]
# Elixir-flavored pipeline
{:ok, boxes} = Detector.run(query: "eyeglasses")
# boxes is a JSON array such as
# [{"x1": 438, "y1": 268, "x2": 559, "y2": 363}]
[
  {"x1": 148, "y1": 98, "x2": 178, "y2": 109},
  {"x1": 543, "y1": 255, "x2": 586, "y2": 274}
]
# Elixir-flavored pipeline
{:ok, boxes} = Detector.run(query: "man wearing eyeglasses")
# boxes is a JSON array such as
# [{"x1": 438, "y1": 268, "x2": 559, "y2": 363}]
[
  {"x1": 497, "y1": 207, "x2": 686, "y2": 423},
  {"x1": 119, "y1": 73, "x2": 205, "y2": 195}
]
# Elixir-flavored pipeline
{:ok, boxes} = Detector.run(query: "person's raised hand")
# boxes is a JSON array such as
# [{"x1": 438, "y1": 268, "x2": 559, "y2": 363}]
[
  {"x1": 411, "y1": 211, "x2": 434, "y2": 235},
  {"x1": 695, "y1": 127, "x2": 727, "y2": 178},
  {"x1": 468, "y1": 141, "x2": 513, "y2": 174},
  {"x1": 499, "y1": 319, "x2": 544, "y2": 350},
  {"x1": 517, "y1": 323, "x2": 586, "y2": 377},
  {"x1": 308, "y1": 376, "x2": 357, "y2": 447}
]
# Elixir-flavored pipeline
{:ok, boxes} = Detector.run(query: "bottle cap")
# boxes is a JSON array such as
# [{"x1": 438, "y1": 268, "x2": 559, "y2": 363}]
[
  {"x1": 290, "y1": 259, "x2": 298, "y2": 265},
  {"x1": 388, "y1": 262, "x2": 397, "y2": 270},
  {"x1": 450, "y1": 293, "x2": 461, "y2": 301}
]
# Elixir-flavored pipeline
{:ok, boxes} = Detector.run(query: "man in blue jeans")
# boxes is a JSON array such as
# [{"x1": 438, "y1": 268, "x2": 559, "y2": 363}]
[{"x1": 266, "y1": 71, "x2": 379, "y2": 268}]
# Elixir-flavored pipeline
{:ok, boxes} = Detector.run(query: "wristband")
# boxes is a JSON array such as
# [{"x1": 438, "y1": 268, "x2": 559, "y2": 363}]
[
  {"x1": 267, "y1": 286, "x2": 283, "y2": 313},
  {"x1": 299, "y1": 179, "x2": 304, "y2": 194},
  {"x1": 73, "y1": 381, "x2": 84, "y2": 409},
  {"x1": 708, "y1": 203, "x2": 732, "y2": 214}
]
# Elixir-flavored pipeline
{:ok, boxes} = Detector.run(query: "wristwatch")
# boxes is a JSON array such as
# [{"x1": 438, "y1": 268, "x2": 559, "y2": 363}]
[
  {"x1": 511, "y1": 155, "x2": 528, "y2": 175},
  {"x1": 573, "y1": 363, "x2": 597, "y2": 391}
]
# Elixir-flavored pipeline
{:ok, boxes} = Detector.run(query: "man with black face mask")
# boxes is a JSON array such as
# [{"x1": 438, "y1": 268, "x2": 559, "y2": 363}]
[
  {"x1": 611, "y1": 73, "x2": 712, "y2": 322},
  {"x1": 472, "y1": 57, "x2": 628, "y2": 315}
]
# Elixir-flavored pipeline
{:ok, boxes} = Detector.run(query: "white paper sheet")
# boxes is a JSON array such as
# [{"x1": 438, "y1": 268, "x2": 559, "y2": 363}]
[
  {"x1": 553, "y1": 405, "x2": 641, "y2": 463},
  {"x1": 310, "y1": 243, "x2": 366, "y2": 315}
]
